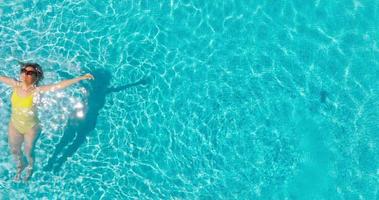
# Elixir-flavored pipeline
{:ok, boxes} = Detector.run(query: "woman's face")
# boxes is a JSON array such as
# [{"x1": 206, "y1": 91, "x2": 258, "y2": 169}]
[{"x1": 20, "y1": 66, "x2": 38, "y2": 85}]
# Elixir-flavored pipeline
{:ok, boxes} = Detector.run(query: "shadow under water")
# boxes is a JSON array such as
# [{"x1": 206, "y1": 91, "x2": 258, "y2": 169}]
[{"x1": 43, "y1": 69, "x2": 150, "y2": 173}]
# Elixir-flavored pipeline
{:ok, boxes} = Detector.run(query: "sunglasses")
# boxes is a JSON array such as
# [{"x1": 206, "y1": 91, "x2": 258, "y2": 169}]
[{"x1": 21, "y1": 68, "x2": 38, "y2": 76}]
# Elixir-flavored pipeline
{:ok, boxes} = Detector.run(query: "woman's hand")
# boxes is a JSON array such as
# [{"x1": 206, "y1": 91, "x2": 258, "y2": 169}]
[{"x1": 80, "y1": 73, "x2": 94, "y2": 80}]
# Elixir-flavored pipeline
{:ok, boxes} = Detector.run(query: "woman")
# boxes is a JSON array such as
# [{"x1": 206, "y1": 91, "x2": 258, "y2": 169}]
[{"x1": 0, "y1": 62, "x2": 94, "y2": 182}]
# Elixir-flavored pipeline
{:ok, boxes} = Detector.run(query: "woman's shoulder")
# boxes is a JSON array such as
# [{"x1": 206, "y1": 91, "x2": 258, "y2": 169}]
[
  {"x1": 12, "y1": 83, "x2": 39, "y2": 97},
  {"x1": 11, "y1": 81, "x2": 21, "y2": 90}
]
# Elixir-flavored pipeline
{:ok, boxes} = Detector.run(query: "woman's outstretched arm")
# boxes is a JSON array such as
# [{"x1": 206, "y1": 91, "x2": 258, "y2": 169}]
[
  {"x1": 0, "y1": 76, "x2": 18, "y2": 87},
  {"x1": 37, "y1": 73, "x2": 94, "y2": 92}
]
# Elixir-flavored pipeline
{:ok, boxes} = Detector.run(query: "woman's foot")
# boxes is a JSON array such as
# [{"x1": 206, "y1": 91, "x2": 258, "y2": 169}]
[
  {"x1": 23, "y1": 165, "x2": 34, "y2": 182},
  {"x1": 14, "y1": 161, "x2": 27, "y2": 181}
]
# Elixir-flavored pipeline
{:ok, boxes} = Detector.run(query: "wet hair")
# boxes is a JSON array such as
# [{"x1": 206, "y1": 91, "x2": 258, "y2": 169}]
[{"x1": 19, "y1": 61, "x2": 44, "y2": 85}]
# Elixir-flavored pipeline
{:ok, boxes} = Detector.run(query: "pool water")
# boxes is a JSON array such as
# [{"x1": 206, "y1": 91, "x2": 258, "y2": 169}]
[{"x1": 0, "y1": 0, "x2": 378, "y2": 199}]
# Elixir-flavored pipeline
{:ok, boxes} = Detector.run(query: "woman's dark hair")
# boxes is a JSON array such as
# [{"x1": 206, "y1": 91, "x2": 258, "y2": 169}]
[{"x1": 19, "y1": 61, "x2": 44, "y2": 85}]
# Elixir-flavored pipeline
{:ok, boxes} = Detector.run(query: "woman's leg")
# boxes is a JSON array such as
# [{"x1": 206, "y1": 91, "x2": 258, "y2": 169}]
[
  {"x1": 8, "y1": 122, "x2": 26, "y2": 181},
  {"x1": 23, "y1": 124, "x2": 41, "y2": 181}
]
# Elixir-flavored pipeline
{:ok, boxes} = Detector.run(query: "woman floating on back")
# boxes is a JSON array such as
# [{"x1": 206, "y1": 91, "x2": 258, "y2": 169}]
[{"x1": 0, "y1": 62, "x2": 94, "y2": 182}]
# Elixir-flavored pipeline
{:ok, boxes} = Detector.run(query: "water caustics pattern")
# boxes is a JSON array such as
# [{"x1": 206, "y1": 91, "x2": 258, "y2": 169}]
[{"x1": 0, "y1": 0, "x2": 378, "y2": 199}]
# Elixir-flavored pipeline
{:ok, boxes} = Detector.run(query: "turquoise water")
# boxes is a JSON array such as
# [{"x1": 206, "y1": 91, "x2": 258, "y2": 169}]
[{"x1": 0, "y1": 0, "x2": 378, "y2": 199}]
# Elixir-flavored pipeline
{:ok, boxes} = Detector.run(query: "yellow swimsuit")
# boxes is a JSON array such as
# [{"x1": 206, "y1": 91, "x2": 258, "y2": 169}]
[{"x1": 11, "y1": 88, "x2": 39, "y2": 134}]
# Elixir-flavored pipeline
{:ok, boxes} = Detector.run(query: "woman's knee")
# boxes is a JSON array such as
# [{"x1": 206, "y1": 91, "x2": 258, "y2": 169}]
[
  {"x1": 24, "y1": 145, "x2": 34, "y2": 157},
  {"x1": 10, "y1": 147, "x2": 21, "y2": 156}
]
